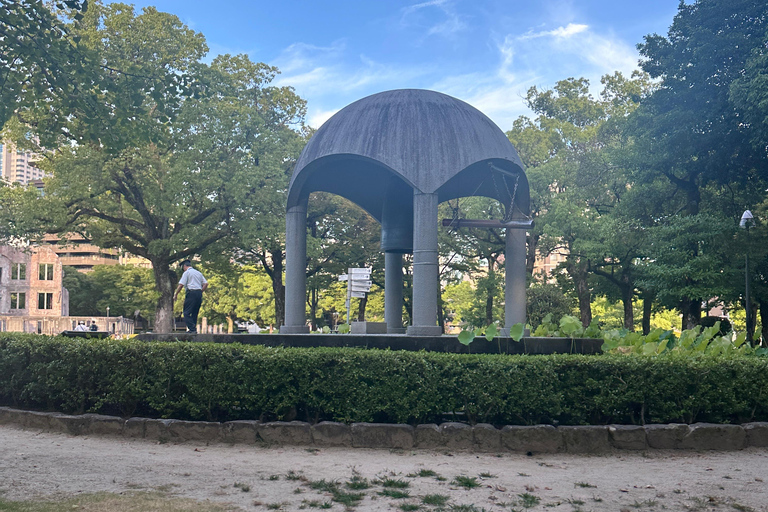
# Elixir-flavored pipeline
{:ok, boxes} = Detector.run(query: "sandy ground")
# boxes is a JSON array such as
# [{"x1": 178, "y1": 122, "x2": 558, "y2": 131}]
[{"x1": 1, "y1": 425, "x2": 767, "y2": 511}]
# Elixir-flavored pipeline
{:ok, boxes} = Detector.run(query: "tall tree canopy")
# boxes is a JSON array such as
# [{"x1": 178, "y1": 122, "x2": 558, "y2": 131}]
[{"x1": 6, "y1": 2, "x2": 306, "y2": 331}]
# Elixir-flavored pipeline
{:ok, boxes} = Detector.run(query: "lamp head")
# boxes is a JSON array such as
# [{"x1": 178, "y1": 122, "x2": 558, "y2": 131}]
[{"x1": 740, "y1": 210, "x2": 754, "y2": 228}]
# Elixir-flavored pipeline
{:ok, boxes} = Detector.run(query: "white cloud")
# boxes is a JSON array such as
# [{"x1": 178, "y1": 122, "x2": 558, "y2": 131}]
[
  {"x1": 400, "y1": 0, "x2": 467, "y2": 39},
  {"x1": 308, "y1": 108, "x2": 340, "y2": 129},
  {"x1": 518, "y1": 22, "x2": 589, "y2": 40}
]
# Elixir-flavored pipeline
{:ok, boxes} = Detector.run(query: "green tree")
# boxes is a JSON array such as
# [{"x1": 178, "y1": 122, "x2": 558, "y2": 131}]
[{"x1": 12, "y1": 3, "x2": 305, "y2": 332}]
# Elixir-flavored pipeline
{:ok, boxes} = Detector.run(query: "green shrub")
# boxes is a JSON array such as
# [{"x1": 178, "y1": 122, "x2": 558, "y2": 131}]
[{"x1": 1, "y1": 333, "x2": 767, "y2": 425}]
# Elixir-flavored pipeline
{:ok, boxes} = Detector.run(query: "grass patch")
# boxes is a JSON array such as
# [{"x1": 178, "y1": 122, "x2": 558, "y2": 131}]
[
  {"x1": 452, "y1": 476, "x2": 480, "y2": 489},
  {"x1": 0, "y1": 492, "x2": 236, "y2": 511},
  {"x1": 286, "y1": 470, "x2": 304, "y2": 481},
  {"x1": 422, "y1": 494, "x2": 450, "y2": 506},
  {"x1": 574, "y1": 482, "x2": 596, "y2": 488},
  {"x1": 478, "y1": 472, "x2": 496, "y2": 478},
  {"x1": 400, "y1": 504, "x2": 420, "y2": 511},
  {"x1": 346, "y1": 476, "x2": 370, "y2": 490},
  {"x1": 233, "y1": 482, "x2": 250, "y2": 492},
  {"x1": 379, "y1": 489, "x2": 410, "y2": 499},
  {"x1": 308, "y1": 479, "x2": 339, "y2": 493},
  {"x1": 380, "y1": 478, "x2": 410, "y2": 489},
  {"x1": 407, "y1": 469, "x2": 438, "y2": 478},
  {"x1": 331, "y1": 490, "x2": 365, "y2": 507},
  {"x1": 518, "y1": 493, "x2": 540, "y2": 508}
]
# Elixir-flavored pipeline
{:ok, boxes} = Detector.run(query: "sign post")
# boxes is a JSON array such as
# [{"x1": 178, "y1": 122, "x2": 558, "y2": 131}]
[{"x1": 343, "y1": 267, "x2": 372, "y2": 325}]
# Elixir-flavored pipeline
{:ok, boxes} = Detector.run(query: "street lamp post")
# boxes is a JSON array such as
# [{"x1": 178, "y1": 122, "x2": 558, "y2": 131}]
[
  {"x1": 106, "y1": 307, "x2": 110, "y2": 332},
  {"x1": 740, "y1": 210, "x2": 754, "y2": 342}
]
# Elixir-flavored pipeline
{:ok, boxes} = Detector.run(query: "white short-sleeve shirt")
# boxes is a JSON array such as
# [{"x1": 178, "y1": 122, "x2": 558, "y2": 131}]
[{"x1": 179, "y1": 267, "x2": 207, "y2": 291}]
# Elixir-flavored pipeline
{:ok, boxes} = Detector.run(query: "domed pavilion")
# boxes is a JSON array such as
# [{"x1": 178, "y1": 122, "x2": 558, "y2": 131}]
[{"x1": 281, "y1": 89, "x2": 530, "y2": 335}]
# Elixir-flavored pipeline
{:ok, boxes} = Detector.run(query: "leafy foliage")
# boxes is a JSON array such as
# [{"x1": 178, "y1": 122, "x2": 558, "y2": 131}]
[{"x1": 2, "y1": 333, "x2": 766, "y2": 426}]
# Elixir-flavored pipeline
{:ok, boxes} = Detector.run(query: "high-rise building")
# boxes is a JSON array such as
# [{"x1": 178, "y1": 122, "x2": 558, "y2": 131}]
[{"x1": 0, "y1": 141, "x2": 44, "y2": 185}]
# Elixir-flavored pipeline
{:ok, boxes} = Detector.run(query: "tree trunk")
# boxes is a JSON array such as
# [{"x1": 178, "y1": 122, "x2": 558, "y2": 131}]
[
  {"x1": 152, "y1": 262, "x2": 177, "y2": 333},
  {"x1": 567, "y1": 257, "x2": 592, "y2": 327},
  {"x1": 526, "y1": 232, "x2": 539, "y2": 278},
  {"x1": 680, "y1": 298, "x2": 701, "y2": 330},
  {"x1": 226, "y1": 316, "x2": 234, "y2": 334},
  {"x1": 621, "y1": 276, "x2": 634, "y2": 331},
  {"x1": 309, "y1": 286, "x2": 319, "y2": 330},
  {"x1": 437, "y1": 281, "x2": 446, "y2": 333},
  {"x1": 760, "y1": 300, "x2": 767, "y2": 346},
  {"x1": 642, "y1": 293, "x2": 653, "y2": 335},
  {"x1": 356, "y1": 295, "x2": 367, "y2": 322}
]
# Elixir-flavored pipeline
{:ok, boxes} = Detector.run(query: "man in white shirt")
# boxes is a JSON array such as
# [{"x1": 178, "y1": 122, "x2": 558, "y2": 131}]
[
  {"x1": 74, "y1": 321, "x2": 87, "y2": 331},
  {"x1": 173, "y1": 260, "x2": 208, "y2": 333}
]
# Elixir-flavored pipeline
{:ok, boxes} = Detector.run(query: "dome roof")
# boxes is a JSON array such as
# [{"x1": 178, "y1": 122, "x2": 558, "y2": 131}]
[{"x1": 287, "y1": 89, "x2": 527, "y2": 218}]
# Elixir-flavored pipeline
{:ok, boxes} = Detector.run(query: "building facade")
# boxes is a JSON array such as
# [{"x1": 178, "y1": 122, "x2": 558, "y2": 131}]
[{"x1": 0, "y1": 142, "x2": 43, "y2": 185}]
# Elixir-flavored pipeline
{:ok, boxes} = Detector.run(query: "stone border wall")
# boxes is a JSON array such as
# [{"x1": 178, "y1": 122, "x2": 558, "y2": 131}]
[{"x1": 1, "y1": 407, "x2": 766, "y2": 453}]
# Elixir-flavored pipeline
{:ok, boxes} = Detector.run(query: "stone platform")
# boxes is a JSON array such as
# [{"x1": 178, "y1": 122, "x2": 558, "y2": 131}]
[{"x1": 135, "y1": 333, "x2": 603, "y2": 355}]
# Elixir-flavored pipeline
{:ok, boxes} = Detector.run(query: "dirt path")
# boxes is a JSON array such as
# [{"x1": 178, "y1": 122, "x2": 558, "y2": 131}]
[{"x1": 1, "y1": 425, "x2": 766, "y2": 511}]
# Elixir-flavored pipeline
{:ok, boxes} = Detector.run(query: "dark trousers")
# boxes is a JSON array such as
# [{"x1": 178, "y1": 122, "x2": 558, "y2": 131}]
[{"x1": 183, "y1": 289, "x2": 203, "y2": 333}]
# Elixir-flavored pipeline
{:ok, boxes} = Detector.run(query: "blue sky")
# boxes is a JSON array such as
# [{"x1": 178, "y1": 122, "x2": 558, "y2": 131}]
[{"x1": 120, "y1": 0, "x2": 680, "y2": 131}]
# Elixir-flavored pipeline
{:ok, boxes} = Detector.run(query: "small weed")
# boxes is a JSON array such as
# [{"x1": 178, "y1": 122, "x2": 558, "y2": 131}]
[
  {"x1": 518, "y1": 473, "x2": 530, "y2": 477},
  {"x1": 592, "y1": 495, "x2": 603, "y2": 502},
  {"x1": 518, "y1": 493, "x2": 540, "y2": 508},
  {"x1": 630, "y1": 499, "x2": 657, "y2": 508},
  {"x1": 452, "y1": 476, "x2": 480, "y2": 489},
  {"x1": 450, "y1": 505, "x2": 487, "y2": 512},
  {"x1": 436, "y1": 476, "x2": 447, "y2": 482},
  {"x1": 294, "y1": 488, "x2": 303, "y2": 494},
  {"x1": 479, "y1": 472, "x2": 496, "y2": 478},
  {"x1": 319, "y1": 503, "x2": 332, "y2": 510},
  {"x1": 567, "y1": 498, "x2": 585, "y2": 505},
  {"x1": 379, "y1": 489, "x2": 411, "y2": 499},
  {"x1": 286, "y1": 470, "x2": 304, "y2": 481},
  {"x1": 268, "y1": 474, "x2": 280, "y2": 481},
  {"x1": 381, "y1": 478, "x2": 410, "y2": 489},
  {"x1": 731, "y1": 503, "x2": 756, "y2": 512},
  {"x1": 233, "y1": 482, "x2": 250, "y2": 492},
  {"x1": 346, "y1": 476, "x2": 370, "y2": 490},
  {"x1": 575, "y1": 482, "x2": 596, "y2": 488},
  {"x1": 305, "y1": 448, "x2": 320, "y2": 454},
  {"x1": 422, "y1": 494, "x2": 450, "y2": 506},
  {"x1": 266, "y1": 503, "x2": 284, "y2": 510},
  {"x1": 400, "y1": 504, "x2": 420, "y2": 511}
]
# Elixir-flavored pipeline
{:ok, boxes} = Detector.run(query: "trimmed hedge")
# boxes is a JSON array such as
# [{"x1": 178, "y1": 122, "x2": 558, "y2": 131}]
[{"x1": 1, "y1": 333, "x2": 767, "y2": 425}]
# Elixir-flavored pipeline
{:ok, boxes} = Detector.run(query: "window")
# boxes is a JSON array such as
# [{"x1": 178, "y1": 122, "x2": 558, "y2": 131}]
[
  {"x1": 38, "y1": 292, "x2": 53, "y2": 310},
  {"x1": 39, "y1": 263, "x2": 54, "y2": 280},
  {"x1": 10, "y1": 292, "x2": 26, "y2": 310},
  {"x1": 11, "y1": 263, "x2": 26, "y2": 280}
]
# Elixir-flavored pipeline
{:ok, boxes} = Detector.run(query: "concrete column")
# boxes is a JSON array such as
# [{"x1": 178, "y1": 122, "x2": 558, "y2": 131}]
[
  {"x1": 385, "y1": 251, "x2": 406, "y2": 333},
  {"x1": 407, "y1": 191, "x2": 442, "y2": 336},
  {"x1": 281, "y1": 203, "x2": 310, "y2": 333},
  {"x1": 505, "y1": 226, "x2": 527, "y2": 330}
]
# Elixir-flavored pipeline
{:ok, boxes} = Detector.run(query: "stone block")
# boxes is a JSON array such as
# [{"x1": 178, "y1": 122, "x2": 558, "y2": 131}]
[
  {"x1": 501, "y1": 425, "x2": 563, "y2": 453},
  {"x1": 0, "y1": 407, "x2": 16, "y2": 425},
  {"x1": 645, "y1": 423, "x2": 689, "y2": 449},
  {"x1": 166, "y1": 420, "x2": 222, "y2": 443},
  {"x1": 259, "y1": 421, "x2": 313, "y2": 446},
  {"x1": 123, "y1": 417, "x2": 148, "y2": 438},
  {"x1": 560, "y1": 425, "x2": 611, "y2": 453},
  {"x1": 83, "y1": 414, "x2": 124, "y2": 436},
  {"x1": 680, "y1": 423, "x2": 746, "y2": 451},
  {"x1": 144, "y1": 418, "x2": 174, "y2": 442},
  {"x1": 439, "y1": 422, "x2": 473, "y2": 451},
  {"x1": 351, "y1": 423, "x2": 414, "y2": 449},
  {"x1": 18, "y1": 410, "x2": 54, "y2": 430},
  {"x1": 608, "y1": 425, "x2": 647, "y2": 450},
  {"x1": 414, "y1": 424, "x2": 442, "y2": 449},
  {"x1": 50, "y1": 414, "x2": 89, "y2": 435},
  {"x1": 222, "y1": 420, "x2": 260, "y2": 444},
  {"x1": 744, "y1": 422, "x2": 768, "y2": 448},
  {"x1": 311, "y1": 422, "x2": 352, "y2": 447},
  {"x1": 473, "y1": 423, "x2": 502, "y2": 452}
]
